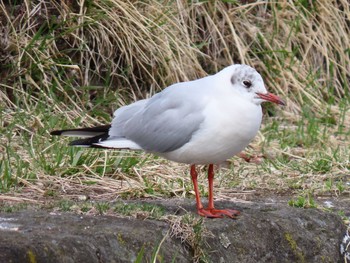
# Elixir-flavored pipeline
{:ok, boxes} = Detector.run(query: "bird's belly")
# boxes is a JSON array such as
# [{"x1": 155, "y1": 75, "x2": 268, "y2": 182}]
[{"x1": 162, "y1": 102, "x2": 262, "y2": 164}]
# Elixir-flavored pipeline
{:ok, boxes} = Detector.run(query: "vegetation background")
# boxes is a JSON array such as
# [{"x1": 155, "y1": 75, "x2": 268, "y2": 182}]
[{"x1": 0, "y1": 0, "x2": 349, "y2": 212}]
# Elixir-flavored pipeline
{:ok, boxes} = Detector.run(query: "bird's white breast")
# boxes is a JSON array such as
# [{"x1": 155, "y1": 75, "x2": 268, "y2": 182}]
[{"x1": 162, "y1": 95, "x2": 263, "y2": 164}]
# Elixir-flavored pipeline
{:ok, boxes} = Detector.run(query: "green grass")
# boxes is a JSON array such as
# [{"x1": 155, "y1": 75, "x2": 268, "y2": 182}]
[
  {"x1": 95, "y1": 202, "x2": 110, "y2": 215},
  {"x1": 113, "y1": 202, "x2": 166, "y2": 219},
  {"x1": 288, "y1": 193, "x2": 317, "y2": 209},
  {"x1": 58, "y1": 199, "x2": 75, "y2": 212},
  {"x1": 134, "y1": 233, "x2": 178, "y2": 263},
  {"x1": 0, "y1": 1, "x2": 349, "y2": 218},
  {"x1": 0, "y1": 203, "x2": 28, "y2": 213}
]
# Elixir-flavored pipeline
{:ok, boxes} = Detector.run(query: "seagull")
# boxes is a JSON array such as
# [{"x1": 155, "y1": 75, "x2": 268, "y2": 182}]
[{"x1": 51, "y1": 64, "x2": 285, "y2": 218}]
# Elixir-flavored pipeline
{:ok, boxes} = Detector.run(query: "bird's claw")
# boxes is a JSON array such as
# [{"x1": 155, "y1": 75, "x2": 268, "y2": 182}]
[{"x1": 198, "y1": 208, "x2": 240, "y2": 219}]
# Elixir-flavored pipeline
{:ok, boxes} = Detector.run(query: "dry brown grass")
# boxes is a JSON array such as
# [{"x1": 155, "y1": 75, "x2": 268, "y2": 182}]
[{"x1": 0, "y1": 1, "x2": 349, "y2": 206}]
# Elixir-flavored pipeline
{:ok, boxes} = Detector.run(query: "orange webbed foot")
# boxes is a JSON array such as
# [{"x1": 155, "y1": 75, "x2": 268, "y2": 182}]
[{"x1": 197, "y1": 208, "x2": 240, "y2": 219}]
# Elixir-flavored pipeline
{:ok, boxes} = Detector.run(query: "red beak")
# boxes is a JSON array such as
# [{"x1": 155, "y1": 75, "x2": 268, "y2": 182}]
[{"x1": 256, "y1": 92, "x2": 285, "y2": 106}]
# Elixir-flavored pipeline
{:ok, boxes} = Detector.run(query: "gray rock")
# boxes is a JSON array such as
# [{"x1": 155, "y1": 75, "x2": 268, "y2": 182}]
[{"x1": 0, "y1": 199, "x2": 346, "y2": 263}]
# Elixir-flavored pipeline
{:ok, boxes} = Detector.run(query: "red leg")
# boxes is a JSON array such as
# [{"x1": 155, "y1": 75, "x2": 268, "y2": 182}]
[
  {"x1": 206, "y1": 164, "x2": 240, "y2": 218},
  {"x1": 191, "y1": 165, "x2": 221, "y2": 218},
  {"x1": 190, "y1": 165, "x2": 204, "y2": 211},
  {"x1": 237, "y1": 152, "x2": 263, "y2": 164},
  {"x1": 207, "y1": 164, "x2": 215, "y2": 210},
  {"x1": 190, "y1": 164, "x2": 240, "y2": 219}
]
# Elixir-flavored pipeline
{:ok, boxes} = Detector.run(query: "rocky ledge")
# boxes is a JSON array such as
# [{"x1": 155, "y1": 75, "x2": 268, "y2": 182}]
[{"x1": 0, "y1": 199, "x2": 347, "y2": 263}]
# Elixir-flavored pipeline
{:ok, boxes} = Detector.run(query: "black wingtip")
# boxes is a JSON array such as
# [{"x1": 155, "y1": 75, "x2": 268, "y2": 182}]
[
  {"x1": 50, "y1": 130, "x2": 64, "y2": 136},
  {"x1": 69, "y1": 138, "x2": 92, "y2": 146},
  {"x1": 50, "y1": 125, "x2": 111, "y2": 137},
  {"x1": 69, "y1": 133, "x2": 109, "y2": 146}
]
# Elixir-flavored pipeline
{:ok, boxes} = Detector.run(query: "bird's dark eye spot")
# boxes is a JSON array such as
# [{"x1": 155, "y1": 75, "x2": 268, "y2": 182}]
[{"x1": 243, "y1": 80, "x2": 252, "y2": 88}]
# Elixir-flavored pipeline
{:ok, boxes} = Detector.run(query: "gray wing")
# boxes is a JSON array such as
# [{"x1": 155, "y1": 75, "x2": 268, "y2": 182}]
[{"x1": 109, "y1": 83, "x2": 206, "y2": 153}]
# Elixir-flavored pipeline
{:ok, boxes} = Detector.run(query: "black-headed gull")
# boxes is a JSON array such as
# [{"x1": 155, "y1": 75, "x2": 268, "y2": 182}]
[{"x1": 51, "y1": 64, "x2": 285, "y2": 218}]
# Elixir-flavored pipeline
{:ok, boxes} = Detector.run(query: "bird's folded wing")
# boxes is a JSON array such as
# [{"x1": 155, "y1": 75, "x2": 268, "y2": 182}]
[{"x1": 108, "y1": 84, "x2": 206, "y2": 153}]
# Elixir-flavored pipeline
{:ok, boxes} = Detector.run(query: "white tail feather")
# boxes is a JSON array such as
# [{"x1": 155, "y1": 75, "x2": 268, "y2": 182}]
[
  {"x1": 59, "y1": 131, "x2": 102, "y2": 137},
  {"x1": 93, "y1": 139, "x2": 142, "y2": 150}
]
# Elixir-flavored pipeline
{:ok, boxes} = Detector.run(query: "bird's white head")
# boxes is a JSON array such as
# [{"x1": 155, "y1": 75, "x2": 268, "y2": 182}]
[{"x1": 218, "y1": 64, "x2": 285, "y2": 106}]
